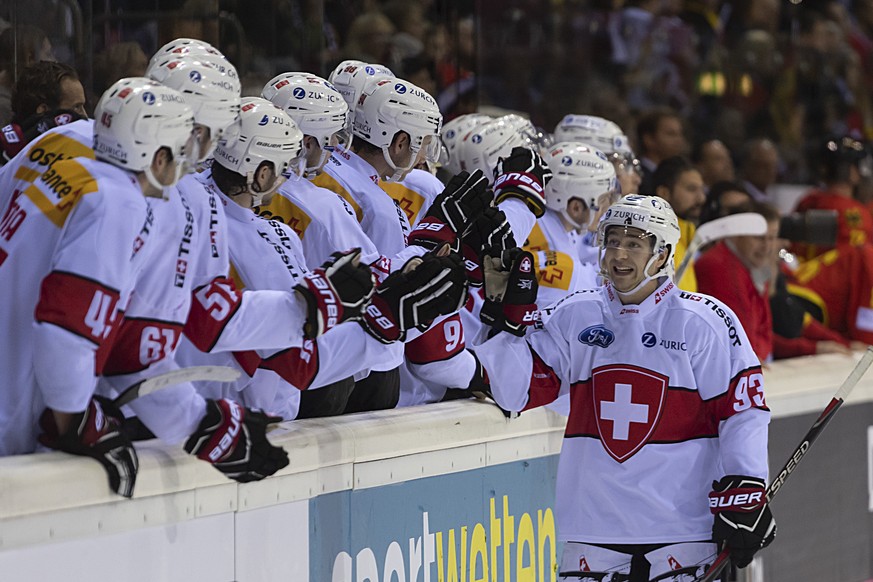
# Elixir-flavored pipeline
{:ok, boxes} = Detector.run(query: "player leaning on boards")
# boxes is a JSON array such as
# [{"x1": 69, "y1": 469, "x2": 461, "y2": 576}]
[
  {"x1": 470, "y1": 195, "x2": 775, "y2": 581},
  {"x1": 0, "y1": 77, "x2": 197, "y2": 498}
]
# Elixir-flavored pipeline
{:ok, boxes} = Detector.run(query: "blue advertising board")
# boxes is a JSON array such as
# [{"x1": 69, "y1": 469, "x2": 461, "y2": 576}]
[{"x1": 312, "y1": 455, "x2": 560, "y2": 582}]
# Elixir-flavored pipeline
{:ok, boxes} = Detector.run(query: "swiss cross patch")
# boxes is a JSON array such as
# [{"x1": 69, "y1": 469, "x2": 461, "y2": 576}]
[{"x1": 592, "y1": 364, "x2": 668, "y2": 463}]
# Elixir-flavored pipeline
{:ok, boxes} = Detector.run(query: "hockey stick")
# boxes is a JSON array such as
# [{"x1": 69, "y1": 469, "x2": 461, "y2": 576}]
[
  {"x1": 697, "y1": 346, "x2": 873, "y2": 582},
  {"x1": 113, "y1": 366, "x2": 241, "y2": 408},
  {"x1": 674, "y1": 213, "x2": 768, "y2": 282}
]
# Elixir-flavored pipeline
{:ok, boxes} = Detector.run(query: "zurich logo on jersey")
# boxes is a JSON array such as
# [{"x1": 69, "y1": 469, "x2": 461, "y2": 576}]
[
  {"x1": 292, "y1": 87, "x2": 306, "y2": 99},
  {"x1": 188, "y1": 70, "x2": 202, "y2": 83},
  {"x1": 394, "y1": 83, "x2": 407, "y2": 94},
  {"x1": 365, "y1": 66, "x2": 376, "y2": 75},
  {"x1": 578, "y1": 325, "x2": 615, "y2": 348},
  {"x1": 258, "y1": 114, "x2": 269, "y2": 126},
  {"x1": 641, "y1": 332, "x2": 657, "y2": 347},
  {"x1": 561, "y1": 155, "x2": 572, "y2": 167},
  {"x1": 142, "y1": 92, "x2": 156, "y2": 105}
]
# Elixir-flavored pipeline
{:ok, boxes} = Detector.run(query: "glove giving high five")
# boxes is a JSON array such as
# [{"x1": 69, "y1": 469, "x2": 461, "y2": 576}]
[
  {"x1": 480, "y1": 247, "x2": 539, "y2": 336},
  {"x1": 361, "y1": 248, "x2": 468, "y2": 343},
  {"x1": 408, "y1": 169, "x2": 492, "y2": 250},
  {"x1": 294, "y1": 248, "x2": 375, "y2": 339},
  {"x1": 492, "y1": 147, "x2": 550, "y2": 218}
]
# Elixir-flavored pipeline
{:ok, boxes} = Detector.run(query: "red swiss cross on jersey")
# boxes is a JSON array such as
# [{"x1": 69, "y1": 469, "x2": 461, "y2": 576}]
[{"x1": 592, "y1": 364, "x2": 668, "y2": 463}]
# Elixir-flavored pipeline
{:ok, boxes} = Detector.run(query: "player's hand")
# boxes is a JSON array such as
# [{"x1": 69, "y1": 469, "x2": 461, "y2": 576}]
[
  {"x1": 709, "y1": 475, "x2": 776, "y2": 568},
  {"x1": 295, "y1": 248, "x2": 375, "y2": 338},
  {"x1": 480, "y1": 247, "x2": 539, "y2": 336},
  {"x1": 493, "y1": 147, "x2": 549, "y2": 217},
  {"x1": 184, "y1": 399, "x2": 289, "y2": 483},
  {"x1": 361, "y1": 248, "x2": 468, "y2": 343},
  {"x1": 461, "y1": 207, "x2": 516, "y2": 286},
  {"x1": 39, "y1": 396, "x2": 138, "y2": 498},
  {"x1": 409, "y1": 170, "x2": 491, "y2": 250}
]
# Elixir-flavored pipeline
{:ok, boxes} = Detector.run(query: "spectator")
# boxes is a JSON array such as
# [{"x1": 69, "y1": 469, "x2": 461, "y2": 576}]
[
  {"x1": 692, "y1": 138, "x2": 736, "y2": 188},
  {"x1": 93, "y1": 41, "x2": 149, "y2": 100},
  {"x1": 636, "y1": 106, "x2": 687, "y2": 194},
  {"x1": 342, "y1": 11, "x2": 397, "y2": 70},
  {"x1": 739, "y1": 137, "x2": 780, "y2": 202},
  {"x1": 792, "y1": 135, "x2": 873, "y2": 261},
  {"x1": 696, "y1": 202, "x2": 780, "y2": 362},
  {"x1": 699, "y1": 180, "x2": 754, "y2": 225},
  {"x1": 652, "y1": 155, "x2": 705, "y2": 290}
]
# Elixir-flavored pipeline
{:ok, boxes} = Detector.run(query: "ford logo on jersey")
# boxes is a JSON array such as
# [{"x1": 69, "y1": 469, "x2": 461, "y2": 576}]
[
  {"x1": 641, "y1": 332, "x2": 657, "y2": 347},
  {"x1": 578, "y1": 325, "x2": 615, "y2": 348}
]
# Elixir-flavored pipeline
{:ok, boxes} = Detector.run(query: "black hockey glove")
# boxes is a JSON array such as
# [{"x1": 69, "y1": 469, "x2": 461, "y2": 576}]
[
  {"x1": 295, "y1": 248, "x2": 375, "y2": 339},
  {"x1": 38, "y1": 396, "x2": 139, "y2": 498},
  {"x1": 492, "y1": 146, "x2": 549, "y2": 218},
  {"x1": 480, "y1": 247, "x2": 539, "y2": 336},
  {"x1": 408, "y1": 169, "x2": 491, "y2": 250},
  {"x1": 709, "y1": 475, "x2": 776, "y2": 568},
  {"x1": 461, "y1": 207, "x2": 516, "y2": 286},
  {"x1": 361, "y1": 250, "x2": 468, "y2": 344},
  {"x1": 184, "y1": 399, "x2": 289, "y2": 483}
]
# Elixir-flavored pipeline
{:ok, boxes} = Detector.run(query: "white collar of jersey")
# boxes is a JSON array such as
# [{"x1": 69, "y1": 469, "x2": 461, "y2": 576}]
[
  {"x1": 334, "y1": 146, "x2": 381, "y2": 185},
  {"x1": 216, "y1": 189, "x2": 258, "y2": 223},
  {"x1": 604, "y1": 277, "x2": 677, "y2": 319}
]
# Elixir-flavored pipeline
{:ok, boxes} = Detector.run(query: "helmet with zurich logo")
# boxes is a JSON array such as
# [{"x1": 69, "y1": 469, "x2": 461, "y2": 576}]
[
  {"x1": 597, "y1": 194, "x2": 681, "y2": 282},
  {"x1": 146, "y1": 56, "x2": 241, "y2": 160},
  {"x1": 147, "y1": 38, "x2": 238, "y2": 81},
  {"x1": 262, "y1": 72, "x2": 351, "y2": 177},
  {"x1": 544, "y1": 142, "x2": 617, "y2": 229},
  {"x1": 353, "y1": 77, "x2": 442, "y2": 182},
  {"x1": 94, "y1": 77, "x2": 196, "y2": 190},
  {"x1": 328, "y1": 61, "x2": 394, "y2": 120},
  {"x1": 554, "y1": 114, "x2": 632, "y2": 157},
  {"x1": 213, "y1": 97, "x2": 305, "y2": 199},
  {"x1": 456, "y1": 115, "x2": 535, "y2": 184},
  {"x1": 439, "y1": 113, "x2": 492, "y2": 175}
]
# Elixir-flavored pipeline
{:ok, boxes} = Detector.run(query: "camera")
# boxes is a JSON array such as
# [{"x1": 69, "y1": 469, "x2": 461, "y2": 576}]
[{"x1": 778, "y1": 209, "x2": 838, "y2": 246}]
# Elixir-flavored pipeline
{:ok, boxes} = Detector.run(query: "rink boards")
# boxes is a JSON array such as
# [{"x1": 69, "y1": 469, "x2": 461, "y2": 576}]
[{"x1": 1, "y1": 352, "x2": 872, "y2": 581}]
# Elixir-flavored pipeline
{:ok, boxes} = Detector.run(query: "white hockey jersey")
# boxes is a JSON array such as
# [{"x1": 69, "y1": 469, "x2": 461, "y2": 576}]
[
  {"x1": 313, "y1": 147, "x2": 413, "y2": 260},
  {"x1": 0, "y1": 155, "x2": 153, "y2": 455},
  {"x1": 472, "y1": 279, "x2": 770, "y2": 544},
  {"x1": 524, "y1": 210, "x2": 599, "y2": 309},
  {"x1": 0, "y1": 119, "x2": 94, "y2": 212},
  {"x1": 255, "y1": 173, "x2": 380, "y2": 270},
  {"x1": 176, "y1": 177, "x2": 396, "y2": 417}
]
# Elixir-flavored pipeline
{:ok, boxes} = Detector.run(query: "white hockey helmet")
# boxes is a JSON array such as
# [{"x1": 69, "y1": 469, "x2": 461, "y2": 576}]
[
  {"x1": 456, "y1": 115, "x2": 536, "y2": 184},
  {"x1": 147, "y1": 38, "x2": 232, "y2": 76},
  {"x1": 329, "y1": 61, "x2": 395, "y2": 120},
  {"x1": 262, "y1": 72, "x2": 351, "y2": 177},
  {"x1": 146, "y1": 57, "x2": 241, "y2": 160},
  {"x1": 354, "y1": 77, "x2": 442, "y2": 182},
  {"x1": 213, "y1": 97, "x2": 305, "y2": 204},
  {"x1": 439, "y1": 113, "x2": 492, "y2": 175},
  {"x1": 93, "y1": 77, "x2": 196, "y2": 191},
  {"x1": 544, "y1": 142, "x2": 618, "y2": 229},
  {"x1": 554, "y1": 114, "x2": 639, "y2": 178},
  {"x1": 597, "y1": 194, "x2": 681, "y2": 295}
]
